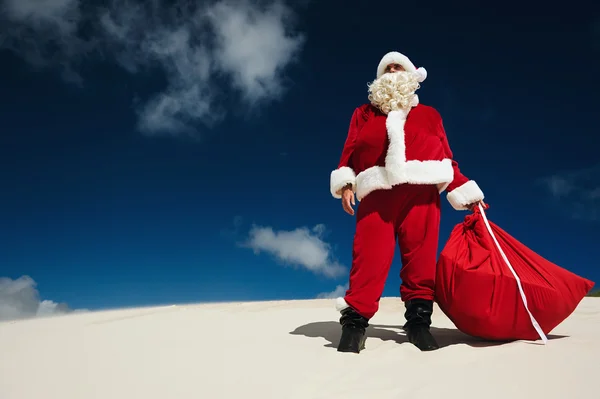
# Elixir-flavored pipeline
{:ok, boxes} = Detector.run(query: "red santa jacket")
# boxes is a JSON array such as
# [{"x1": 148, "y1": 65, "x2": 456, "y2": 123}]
[{"x1": 329, "y1": 102, "x2": 484, "y2": 210}]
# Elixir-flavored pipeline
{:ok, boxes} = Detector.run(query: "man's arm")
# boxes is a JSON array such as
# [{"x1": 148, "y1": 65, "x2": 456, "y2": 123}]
[
  {"x1": 330, "y1": 106, "x2": 368, "y2": 199},
  {"x1": 435, "y1": 115, "x2": 485, "y2": 210}
]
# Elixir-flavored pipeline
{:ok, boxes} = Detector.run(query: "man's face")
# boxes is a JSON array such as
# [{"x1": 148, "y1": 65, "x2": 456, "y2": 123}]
[{"x1": 384, "y1": 63, "x2": 405, "y2": 74}]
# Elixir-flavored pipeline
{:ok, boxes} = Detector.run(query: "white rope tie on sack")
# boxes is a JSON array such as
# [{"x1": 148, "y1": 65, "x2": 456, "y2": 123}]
[{"x1": 478, "y1": 203, "x2": 549, "y2": 344}]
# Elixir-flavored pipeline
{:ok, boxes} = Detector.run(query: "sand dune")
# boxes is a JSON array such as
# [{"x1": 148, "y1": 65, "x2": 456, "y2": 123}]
[{"x1": 1, "y1": 296, "x2": 598, "y2": 398}]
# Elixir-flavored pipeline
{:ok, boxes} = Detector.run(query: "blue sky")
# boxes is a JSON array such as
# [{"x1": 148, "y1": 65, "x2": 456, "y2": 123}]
[{"x1": 1, "y1": 0, "x2": 599, "y2": 317}]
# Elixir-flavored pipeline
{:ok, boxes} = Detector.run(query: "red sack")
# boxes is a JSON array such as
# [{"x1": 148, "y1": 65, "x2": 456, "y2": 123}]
[{"x1": 435, "y1": 204, "x2": 594, "y2": 342}]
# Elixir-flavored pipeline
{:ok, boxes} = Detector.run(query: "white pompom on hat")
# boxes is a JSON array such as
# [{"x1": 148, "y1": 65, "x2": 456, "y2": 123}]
[{"x1": 376, "y1": 51, "x2": 427, "y2": 82}]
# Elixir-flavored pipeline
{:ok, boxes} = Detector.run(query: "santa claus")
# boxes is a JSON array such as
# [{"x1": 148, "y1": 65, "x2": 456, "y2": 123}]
[{"x1": 330, "y1": 51, "x2": 485, "y2": 353}]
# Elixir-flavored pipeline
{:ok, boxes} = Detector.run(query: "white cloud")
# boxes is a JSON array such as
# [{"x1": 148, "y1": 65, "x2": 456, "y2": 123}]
[
  {"x1": 539, "y1": 164, "x2": 600, "y2": 222},
  {"x1": 316, "y1": 283, "x2": 348, "y2": 299},
  {"x1": 0, "y1": 275, "x2": 82, "y2": 322},
  {"x1": 205, "y1": 0, "x2": 303, "y2": 104},
  {"x1": 242, "y1": 224, "x2": 346, "y2": 278},
  {"x1": 0, "y1": 0, "x2": 305, "y2": 136}
]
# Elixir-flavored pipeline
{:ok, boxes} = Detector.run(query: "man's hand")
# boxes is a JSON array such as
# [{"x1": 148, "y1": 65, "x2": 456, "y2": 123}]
[
  {"x1": 341, "y1": 184, "x2": 355, "y2": 215},
  {"x1": 467, "y1": 200, "x2": 487, "y2": 212}
]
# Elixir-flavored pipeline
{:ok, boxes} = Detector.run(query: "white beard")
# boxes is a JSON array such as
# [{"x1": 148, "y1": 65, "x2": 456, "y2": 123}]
[{"x1": 367, "y1": 71, "x2": 420, "y2": 114}]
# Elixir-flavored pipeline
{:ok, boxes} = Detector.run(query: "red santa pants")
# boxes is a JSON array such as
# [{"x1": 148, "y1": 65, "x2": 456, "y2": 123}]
[{"x1": 344, "y1": 184, "x2": 441, "y2": 320}]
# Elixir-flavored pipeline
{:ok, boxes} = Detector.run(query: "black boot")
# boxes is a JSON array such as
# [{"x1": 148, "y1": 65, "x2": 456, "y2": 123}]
[
  {"x1": 403, "y1": 298, "x2": 440, "y2": 351},
  {"x1": 337, "y1": 307, "x2": 369, "y2": 353}
]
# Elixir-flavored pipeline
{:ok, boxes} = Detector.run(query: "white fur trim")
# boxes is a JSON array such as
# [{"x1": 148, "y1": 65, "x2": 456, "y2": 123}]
[
  {"x1": 415, "y1": 67, "x2": 427, "y2": 82},
  {"x1": 356, "y1": 166, "x2": 392, "y2": 200},
  {"x1": 355, "y1": 161, "x2": 454, "y2": 201},
  {"x1": 377, "y1": 51, "x2": 418, "y2": 78},
  {"x1": 446, "y1": 180, "x2": 485, "y2": 210},
  {"x1": 401, "y1": 159, "x2": 454, "y2": 185},
  {"x1": 385, "y1": 110, "x2": 409, "y2": 181},
  {"x1": 335, "y1": 297, "x2": 349, "y2": 312},
  {"x1": 330, "y1": 166, "x2": 356, "y2": 198}
]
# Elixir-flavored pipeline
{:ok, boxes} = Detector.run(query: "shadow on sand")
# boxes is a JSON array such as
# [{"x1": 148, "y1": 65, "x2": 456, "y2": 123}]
[{"x1": 289, "y1": 321, "x2": 567, "y2": 350}]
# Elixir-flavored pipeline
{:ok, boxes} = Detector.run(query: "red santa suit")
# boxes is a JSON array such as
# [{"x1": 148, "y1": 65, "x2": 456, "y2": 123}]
[{"x1": 331, "y1": 52, "x2": 485, "y2": 320}]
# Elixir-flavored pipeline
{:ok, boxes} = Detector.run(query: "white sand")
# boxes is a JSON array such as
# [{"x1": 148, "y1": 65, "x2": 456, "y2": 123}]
[{"x1": 0, "y1": 297, "x2": 598, "y2": 398}]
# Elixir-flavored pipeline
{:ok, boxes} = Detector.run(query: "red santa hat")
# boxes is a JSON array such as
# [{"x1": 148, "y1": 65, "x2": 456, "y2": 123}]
[{"x1": 376, "y1": 51, "x2": 427, "y2": 82}]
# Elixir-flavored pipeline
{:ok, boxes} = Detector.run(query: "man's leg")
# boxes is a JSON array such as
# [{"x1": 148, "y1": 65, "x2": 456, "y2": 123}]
[
  {"x1": 343, "y1": 189, "x2": 397, "y2": 319},
  {"x1": 336, "y1": 189, "x2": 397, "y2": 353},
  {"x1": 396, "y1": 184, "x2": 441, "y2": 351}
]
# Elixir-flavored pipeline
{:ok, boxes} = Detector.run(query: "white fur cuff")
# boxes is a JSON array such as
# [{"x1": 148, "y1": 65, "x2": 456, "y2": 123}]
[
  {"x1": 446, "y1": 180, "x2": 485, "y2": 210},
  {"x1": 330, "y1": 166, "x2": 356, "y2": 198},
  {"x1": 335, "y1": 297, "x2": 349, "y2": 312}
]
